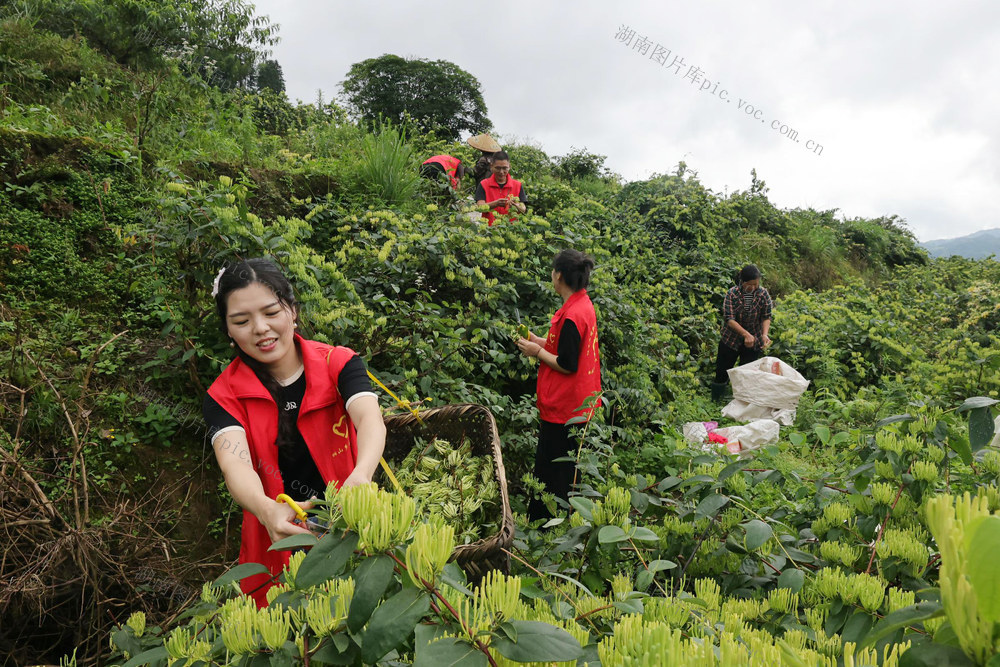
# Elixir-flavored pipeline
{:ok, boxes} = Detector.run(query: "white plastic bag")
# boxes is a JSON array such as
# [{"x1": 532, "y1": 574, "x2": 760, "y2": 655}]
[
  {"x1": 722, "y1": 356, "x2": 809, "y2": 425},
  {"x1": 682, "y1": 422, "x2": 709, "y2": 444},
  {"x1": 714, "y1": 419, "x2": 781, "y2": 452}
]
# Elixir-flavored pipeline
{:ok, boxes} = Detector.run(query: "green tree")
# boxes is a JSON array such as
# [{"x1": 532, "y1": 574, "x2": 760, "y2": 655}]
[
  {"x1": 339, "y1": 54, "x2": 491, "y2": 141},
  {"x1": 11, "y1": 0, "x2": 277, "y2": 88},
  {"x1": 255, "y1": 58, "x2": 285, "y2": 94},
  {"x1": 554, "y1": 147, "x2": 611, "y2": 181}
]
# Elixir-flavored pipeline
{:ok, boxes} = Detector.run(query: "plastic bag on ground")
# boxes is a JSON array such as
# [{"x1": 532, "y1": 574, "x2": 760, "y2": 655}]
[
  {"x1": 722, "y1": 356, "x2": 809, "y2": 425},
  {"x1": 682, "y1": 422, "x2": 709, "y2": 444},
  {"x1": 713, "y1": 419, "x2": 781, "y2": 453}
]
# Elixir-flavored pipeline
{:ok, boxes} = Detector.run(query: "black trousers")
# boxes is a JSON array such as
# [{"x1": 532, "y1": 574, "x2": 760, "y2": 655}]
[
  {"x1": 528, "y1": 420, "x2": 577, "y2": 521},
  {"x1": 714, "y1": 340, "x2": 761, "y2": 384}
]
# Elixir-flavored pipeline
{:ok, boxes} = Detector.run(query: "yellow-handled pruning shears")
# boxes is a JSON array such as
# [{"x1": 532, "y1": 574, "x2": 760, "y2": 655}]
[{"x1": 275, "y1": 493, "x2": 309, "y2": 522}]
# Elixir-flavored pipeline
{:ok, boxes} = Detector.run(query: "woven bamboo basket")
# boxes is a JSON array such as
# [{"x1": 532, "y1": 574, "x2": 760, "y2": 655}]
[{"x1": 380, "y1": 403, "x2": 514, "y2": 580}]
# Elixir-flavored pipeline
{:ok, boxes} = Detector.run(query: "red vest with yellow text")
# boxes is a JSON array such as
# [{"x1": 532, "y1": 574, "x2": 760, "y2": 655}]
[
  {"x1": 537, "y1": 290, "x2": 602, "y2": 424},
  {"x1": 479, "y1": 173, "x2": 523, "y2": 226},
  {"x1": 207, "y1": 334, "x2": 358, "y2": 606},
  {"x1": 422, "y1": 155, "x2": 462, "y2": 189}
]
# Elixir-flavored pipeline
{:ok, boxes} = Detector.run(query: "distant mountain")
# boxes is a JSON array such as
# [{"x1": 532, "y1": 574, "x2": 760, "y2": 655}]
[{"x1": 922, "y1": 228, "x2": 1000, "y2": 259}]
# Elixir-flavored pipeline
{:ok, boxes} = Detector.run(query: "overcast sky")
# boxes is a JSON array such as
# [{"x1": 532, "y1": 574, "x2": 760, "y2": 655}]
[{"x1": 251, "y1": 1, "x2": 999, "y2": 242}]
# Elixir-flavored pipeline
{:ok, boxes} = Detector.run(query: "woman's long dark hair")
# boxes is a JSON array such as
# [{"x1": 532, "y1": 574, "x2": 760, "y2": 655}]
[
  {"x1": 214, "y1": 258, "x2": 300, "y2": 452},
  {"x1": 553, "y1": 249, "x2": 595, "y2": 291}
]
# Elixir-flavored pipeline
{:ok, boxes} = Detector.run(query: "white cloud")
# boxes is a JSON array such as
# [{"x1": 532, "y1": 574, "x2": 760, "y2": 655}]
[{"x1": 252, "y1": 0, "x2": 1000, "y2": 242}]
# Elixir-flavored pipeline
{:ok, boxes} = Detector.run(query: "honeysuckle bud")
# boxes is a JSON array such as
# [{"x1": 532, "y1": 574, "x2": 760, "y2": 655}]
[
  {"x1": 875, "y1": 461, "x2": 899, "y2": 481},
  {"x1": 199, "y1": 582, "x2": 219, "y2": 605},
  {"x1": 257, "y1": 606, "x2": 290, "y2": 651},
  {"x1": 871, "y1": 482, "x2": 898, "y2": 506},
  {"x1": 340, "y1": 482, "x2": 378, "y2": 532},
  {"x1": 221, "y1": 601, "x2": 258, "y2": 655},
  {"x1": 164, "y1": 627, "x2": 193, "y2": 660},
  {"x1": 804, "y1": 605, "x2": 828, "y2": 632},
  {"x1": 820, "y1": 540, "x2": 860, "y2": 567},
  {"x1": 982, "y1": 451, "x2": 1000, "y2": 476},
  {"x1": 876, "y1": 432, "x2": 904, "y2": 455},
  {"x1": 219, "y1": 175, "x2": 233, "y2": 187},
  {"x1": 165, "y1": 182, "x2": 187, "y2": 194},
  {"x1": 305, "y1": 591, "x2": 340, "y2": 635},
  {"x1": 783, "y1": 629, "x2": 808, "y2": 651},
  {"x1": 121, "y1": 611, "x2": 145, "y2": 639},
  {"x1": 767, "y1": 587, "x2": 799, "y2": 615},
  {"x1": 887, "y1": 588, "x2": 915, "y2": 613},
  {"x1": 188, "y1": 640, "x2": 212, "y2": 663},
  {"x1": 478, "y1": 570, "x2": 521, "y2": 623},
  {"x1": 265, "y1": 584, "x2": 289, "y2": 606},
  {"x1": 725, "y1": 473, "x2": 748, "y2": 494},
  {"x1": 611, "y1": 573, "x2": 632, "y2": 600},
  {"x1": 924, "y1": 445, "x2": 945, "y2": 464},
  {"x1": 876, "y1": 528, "x2": 929, "y2": 571},
  {"x1": 284, "y1": 550, "x2": 307, "y2": 589},
  {"x1": 406, "y1": 520, "x2": 454, "y2": 588},
  {"x1": 854, "y1": 572, "x2": 887, "y2": 612},
  {"x1": 912, "y1": 460, "x2": 938, "y2": 482},
  {"x1": 358, "y1": 506, "x2": 394, "y2": 553},
  {"x1": 925, "y1": 492, "x2": 996, "y2": 664},
  {"x1": 575, "y1": 594, "x2": 613, "y2": 621},
  {"x1": 643, "y1": 597, "x2": 692, "y2": 628},
  {"x1": 694, "y1": 578, "x2": 721, "y2": 611}
]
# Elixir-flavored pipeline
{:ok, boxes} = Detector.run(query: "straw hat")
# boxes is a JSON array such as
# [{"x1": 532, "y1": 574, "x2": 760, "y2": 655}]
[{"x1": 467, "y1": 133, "x2": 502, "y2": 153}]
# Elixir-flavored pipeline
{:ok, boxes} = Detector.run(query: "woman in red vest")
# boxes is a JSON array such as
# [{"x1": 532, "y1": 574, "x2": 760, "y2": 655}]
[
  {"x1": 516, "y1": 250, "x2": 601, "y2": 520},
  {"x1": 420, "y1": 154, "x2": 466, "y2": 190},
  {"x1": 203, "y1": 258, "x2": 386, "y2": 605}
]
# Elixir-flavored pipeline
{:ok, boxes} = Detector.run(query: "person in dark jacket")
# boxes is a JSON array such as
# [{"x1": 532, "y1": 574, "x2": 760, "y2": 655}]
[{"x1": 711, "y1": 264, "x2": 773, "y2": 402}]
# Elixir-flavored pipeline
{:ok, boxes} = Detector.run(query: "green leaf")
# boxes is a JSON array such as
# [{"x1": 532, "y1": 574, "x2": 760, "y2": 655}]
[
  {"x1": 347, "y1": 555, "x2": 395, "y2": 632},
  {"x1": 742, "y1": 520, "x2": 773, "y2": 551},
  {"x1": 121, "y1": 646, "x2": 169, "y2": 667},
  {"x1": 776, "y1": 569, "x2": 805, "y2": 593},
  {"x1": 841, "y1": 609, "x2": 874, "y2": 644},
  {"x1": 875, "y1": 414, "x2": 913, "y2": 428},
  {"x1": 947, "y1": 431, "x2": 973, "y2": 466},
  {"x1": 491, "y1": 621, "x2": 583, "y2": 663},
  {"x1": 788, "y1": 432, "x2": 806, "y2": 447},
  {"x1": 568, "y1": 497, "x2": 595, "y2": 521},
  {"x1": 631, "y1": 527, "x2": 659, "y2": 542},
  {"x1": 295, "y1": 532, "x2": 359, "y2": 589},
  {"x1": 814, "y1": 425, "x2": 831, "y2": 445},
  {"x1": 598, "y1": 525, "x2": 629, "y2": 544},
  {"x1": 861, "y1": 602, "x2": 943, "y2": 649},
  {"x1": 968, "y1": 406, "x2": 995, "y2": 452},
  {"x1": 646, "y1": 559, "x2": 677, "y2": 573},
  {"x1": 309, "y1": 635, "x2": 359, "y2": 664},
  {"x1": 898, "y1": 642, "x2": 974, "y2": 666},
  {"x1": 212, "y1": 562, "x2": 270, "y2": 588},
  {"x1": 965, "y1": 516, "x2": 1000, "y2": 623},
  {"x1": 413, "y1": 636, "x2": 487, "y2": 667},
  {"x1": 361, "y1": 587, "x2": 431, "y2": 664},
  {"x1": 957, "y1": 396, "x2": 999, "y2": 412},
  {"x1": 695, "y1": 493, "x2": 730, "y2": 518},
  {"x1": 268, "y1": 533, "x2": 318, "y2": 552}
]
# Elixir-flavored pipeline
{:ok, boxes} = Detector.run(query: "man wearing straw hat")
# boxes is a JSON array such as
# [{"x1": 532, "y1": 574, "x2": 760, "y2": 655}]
[
  {"x1": 467, "y1": 133, "x2": 502, "y2": 186},
  {"x1": 475, "y1": 150, "x2": 528, "y2": 226}
]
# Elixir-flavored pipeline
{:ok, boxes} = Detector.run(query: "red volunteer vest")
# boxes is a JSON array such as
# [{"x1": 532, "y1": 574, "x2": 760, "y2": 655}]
[
  {"x1": 207, "y1": 334, "x2": 359, "y2": 606},
  {"x1": 479, "y1": 173, "x2": 523, "y2": 226},
  {"x1": 537, "y1": 290, "x2": 602, "y2": 424},
  {"x1": 422, "y1": 155, "x2": 462, "y2": 189}
]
